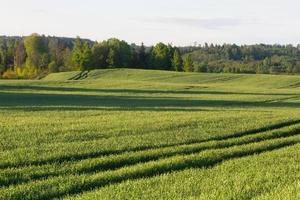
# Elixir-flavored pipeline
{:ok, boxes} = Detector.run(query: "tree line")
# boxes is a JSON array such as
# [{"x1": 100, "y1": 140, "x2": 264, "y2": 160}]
[
  {"x1": 0, "y1": 34, "x2": 187, "y2": 78},
  {"x1": 1, "y1": 34, "x2": 300, "y2": 78},
  {"x1": 184, "y1": 43, "x2": 300, "y2": 74}
]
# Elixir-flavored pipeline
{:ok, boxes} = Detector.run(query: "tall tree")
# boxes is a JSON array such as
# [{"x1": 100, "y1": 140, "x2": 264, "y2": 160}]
[
  {"x1": 14, "y1": 41, "x2": 26, "y2": 68},
  {"x1": 81, "y1": 42, "x2": 93, "y2": 70},
  {"x1": 71, "y1": 37, "x2": 84, "y2": 70},
  {"x1": 62, "y1": 47, "x2": 73, "y2": 71},
  {"x1": 172, "y1": 48, "x2": 183, "y2": 71},
  {"x1": 0, "y1": 38, "x2": 8, "y2": 74},
  {"x1": 48, "y1": 37, "x2": 65, "y2": 69},
  {"x1": 150, "y1": 43, "x2": 171, "y2": 70},
  {"x1": 91, "y1": 42, "x2": 109, "y2": 69},
  {"x1": 24, "y1": 33, "x2": 49, "y2": 70},
  {"x1": 183, "y1": 55, "x2": 193, "y2": 72},
  {"x1": 71, "y1": 37, "x2": 92, "y2": 70},
  {"x1": 107, "y1": 48, "x2": 116, "y2": 67},
  {"x1": 106, "y1": 38, "x2": 132, "y2": 67},
  {"x1": 138, "y1": 43, "x2": 147, "y2": 68}
]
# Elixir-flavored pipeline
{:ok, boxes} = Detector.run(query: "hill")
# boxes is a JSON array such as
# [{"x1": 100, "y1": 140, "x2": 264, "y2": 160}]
[{"x1": 43, "y1": 68, "x2": 300, "y2": 89}]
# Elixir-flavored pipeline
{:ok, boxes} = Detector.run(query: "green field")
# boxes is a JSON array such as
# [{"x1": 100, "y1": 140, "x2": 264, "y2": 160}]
[{"x1": 1, "y1": 69, "x2": 300, "y2": 200}]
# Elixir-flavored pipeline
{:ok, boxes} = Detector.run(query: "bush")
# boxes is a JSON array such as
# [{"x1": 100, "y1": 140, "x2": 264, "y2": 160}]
[
  {"x1": 48, "y1": 61, "x2": 59, "y2": 73},
  {"x1": 16, "y1": 66, "x2": 39, "y2": 79},
  {"x1": 2, "y1": 69, "x2": 18, "y2": 79}
]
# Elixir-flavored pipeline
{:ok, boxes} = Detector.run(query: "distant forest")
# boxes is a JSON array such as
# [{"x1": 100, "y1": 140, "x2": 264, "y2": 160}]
[{"x1": 1, "y1": 34, "x2": 300, "y2": 78}]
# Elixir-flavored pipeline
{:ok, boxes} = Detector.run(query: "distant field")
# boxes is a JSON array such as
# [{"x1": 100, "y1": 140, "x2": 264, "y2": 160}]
[{"x1": 1, "y1": 69, "x2": 300, "y2": 200}]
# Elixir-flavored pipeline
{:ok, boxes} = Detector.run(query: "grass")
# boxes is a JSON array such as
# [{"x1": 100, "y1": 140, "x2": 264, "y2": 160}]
[{"x1": 0, "y1": 69, "x2": 300, "y2": 199}]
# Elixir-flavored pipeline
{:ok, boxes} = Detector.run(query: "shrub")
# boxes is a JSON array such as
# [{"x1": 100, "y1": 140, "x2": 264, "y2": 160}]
[{"x1": 2, "y1": 69, "x2": 18, "y2": 79}]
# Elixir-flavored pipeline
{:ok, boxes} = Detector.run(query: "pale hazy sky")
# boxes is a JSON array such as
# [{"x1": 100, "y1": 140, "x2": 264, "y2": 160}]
[{"x1": 1, "y1": 0, "x2": 299, "y2": 46}]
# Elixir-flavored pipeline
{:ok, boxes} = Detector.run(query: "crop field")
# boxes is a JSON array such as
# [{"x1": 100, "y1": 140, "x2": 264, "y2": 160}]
[{"x1": 1, "y1": 69, "x2": 300, "y2": 200}]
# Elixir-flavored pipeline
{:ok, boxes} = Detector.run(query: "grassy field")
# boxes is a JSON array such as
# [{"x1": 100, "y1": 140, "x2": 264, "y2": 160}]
[{"x1": 1, "y1": 68, "x2": 300, "y2": 200}]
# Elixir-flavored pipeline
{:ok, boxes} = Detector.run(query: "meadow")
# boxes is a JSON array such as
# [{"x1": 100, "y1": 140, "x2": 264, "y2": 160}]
[{"x1": 0, "y1": 68, "x2": 300, "y2": 200}]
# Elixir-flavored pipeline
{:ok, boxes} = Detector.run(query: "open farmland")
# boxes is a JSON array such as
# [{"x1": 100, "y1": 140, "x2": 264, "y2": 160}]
[{"x1": 1, "y1": 69, "x2": 300, "y2": 199}]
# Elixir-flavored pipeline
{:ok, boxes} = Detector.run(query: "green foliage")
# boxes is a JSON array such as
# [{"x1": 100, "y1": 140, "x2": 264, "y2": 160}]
[
  {"x1": 24, "y1": 33, "x2": 49, "y2": 70},
  {"x1": 14, "y1": 41, "x2": 26, "y2": 68},
  {"x1": 138, "y1": 43, "x2": 147, "y2": 68},
  {"x1": 62, "y1": 47, "x2": 73, "y2": 71},
  {"x1": 106, "y1": 38, "x2": 132, "y2": 67},
  {"x1": 150, "y1": 43, "x2": 173, "y2": 70},
  {"x1": 107, "y1": 48, "x2": 116, "y2": 68},
  {"x1": 2, "y1": 34, "x2": 300, "y2": 79},
  {"x1": 48, "y1": 61, "x2": 59, "y2": 73},
  {"x1": 183, "y1": 54, "x2": 193, "y2": 72},
  {"x1": 172, "y1": 48, "x2": 183, "y2": 71},
  {"x1": 91, "y1": 42, "x2": 109, "y2": 69},
  {"x1": 71, "y1": 37, "x2": 92, "y2": 71},
  {"x1": 185, "y1": 43, "x2": 300, "y2": 74},
  {"x1": 0, "y1": 36, "x2": 20, "y2": 74}
]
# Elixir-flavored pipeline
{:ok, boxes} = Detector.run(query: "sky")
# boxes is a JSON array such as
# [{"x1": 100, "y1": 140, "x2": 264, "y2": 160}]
[{"x1": 0, "y1": 0, "x2": 299, "y2": 46}]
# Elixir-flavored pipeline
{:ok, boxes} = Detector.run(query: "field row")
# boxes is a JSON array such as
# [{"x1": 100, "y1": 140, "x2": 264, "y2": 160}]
[
  {"x1": 67, "y1": 142, "x2": 300, "y2": 200},
  {"x1": 1, "y1": 120, "x2": 299, "y2": 186},
  {"x1": 1, "y1": 120, "x2": 300, "y2": 199},
  {"x1": 1, "y1": 118, "x2": 298, "y2": 169}
]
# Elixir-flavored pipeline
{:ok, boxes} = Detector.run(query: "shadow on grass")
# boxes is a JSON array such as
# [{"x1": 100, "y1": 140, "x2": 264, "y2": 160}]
[
  {"x1": 1, "y1": 85, "x2": 299, "y2": 96},
  {"x1": 2, "y1": 120, "x2": 300, "y2": 187},
  {"x1": 5, "y1": 140, "x2": 298, "y2": 200},
  {"x1": 0, "y1": 90, "x2": 300, "y2": 112},
  {"x1": 63, "y1": 141, "x2": 298, "y2": 200}
]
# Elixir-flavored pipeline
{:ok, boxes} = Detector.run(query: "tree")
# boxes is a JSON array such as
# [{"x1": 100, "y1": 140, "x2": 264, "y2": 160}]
[
  {"x1": 106, "y1": 38, "x2": 132, "y2": 67},
  {"x1": 81, "y1": 42, "x2": 93, "y2": 70},
  {"x1": 91, "y1": 42, "x2": 109, "y2": 69},
  {"x1": 130, "y1": 44, "x2": 139, "y2": 68},
  {"x1": 3, "y1": 34, "x2": 300, "y2": 78},
  {"x1": 171, "y1": 48, "x2": 183, "y2": 71},
  {"x1": 138, "y1": 43, "x2": 147, "y2": 68},
  {"x1": 62, "y1": 47, "x2": 73, "y2": 71},
  {"x1": 0, "y1": 39, "x2": 8, "y2": 74},
  {"x1": 71, "y1": 37, "x2": 84, "y2": 70},
  {"x1": 24, "y1": 33, "x2": 49, "y2": 70},
  {"x1": 167, "y1": 44, "x2": 175, "y2": 70},
  {"x1": 48, "y1": 37, "x2": 65, "y2": 68},
  {"x1": 183, "y1": 55, "x2": 193, "y2": 72},
  {"x1": 225, "y1": 44, "x2": 242, "y2": 60},
  {"x1": 71, "y1": 37, "x2": 92, "y2": 70},
  {"x1": 48, "y1": 61, "x2": 59, "y2": 73},
  {"x1": 0, "y1": 37, "x2": 16, "y2": 73},
  {"x1": 14, "y1": 41, "x2": 26, "y2": 68},
  {"x1": 107, "y1": 48, "x2": 116, "y2": 67},
  {"x1": 150, "y1": 43, "x2": 171, "y2": 70}
]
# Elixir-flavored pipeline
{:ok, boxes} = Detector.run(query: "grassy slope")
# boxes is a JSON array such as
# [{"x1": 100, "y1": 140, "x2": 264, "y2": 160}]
[
  {"x1": 45, "y1": 68, "x2": 300, "y2": 88},
  {"x1": 0, "y1": 69, "x2": 300, "y2": 199}
]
